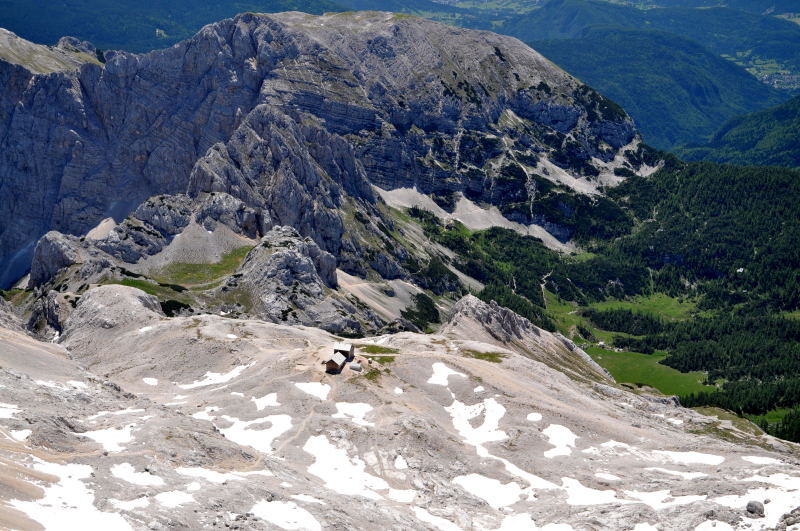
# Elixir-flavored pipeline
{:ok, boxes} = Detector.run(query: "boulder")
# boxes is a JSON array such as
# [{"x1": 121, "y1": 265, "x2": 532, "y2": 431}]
[
  {"x1": 29, "y1": 232, "x2": 81, "y2": 288},
  {"x1": 746, "y1": 500, "x2": 765, "y2": 517}
]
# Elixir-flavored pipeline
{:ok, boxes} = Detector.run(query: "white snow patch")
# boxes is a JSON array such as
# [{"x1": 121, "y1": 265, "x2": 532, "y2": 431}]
[
  {"x1": 142, "y1": 377, "x2": 158, "y2": 386},
  {"x1": 35, "y1": 380, "x2": 63, "y2": 389},
  {"x1": 453, "y1": 474, "x2": 524, "y2": 509},
  {"x1": 527, "y1": 412, "x2": 542, "y2": 422},
  {"x1": 231, "y1": 392, "x2": 244, "y2": 397},
  {"x1": 332, "y1": 402, "x2": 374, "y2": 427},
  {"x1": 178, "y1": 362, "x2": 254, "y2": 389},
  {"x1": 446, "y1": 397, "x2": 507, "y2": 447},
  {"x1": 155, "y1": 491, "x2": 194, "y2": 508},
  {"x1": 294, "y1": 382, "x2": 331, "y2": 400},
  {"x1": 110, "y1": 497, "x2": 149, "y2": 511},
  {"x1": 252, "y1": 393, "x2": 280, "y2": 410},
  {"x1": 290, "y1": 494, "x2": 326, "y2": 505},
  {"x1": 543, "y1": 424, "x2": 578, "y2": 458},
  {"x1": 645, "y1": 467, "x2": 707, "y2": 480},
  {"x1": 491, "y1": 514, "x2": 571, "y2": 531},
  {"x1": 653, "y1": 450, "x2": 724, "y2": 466},
  {"x1": 742, "y1": 455, "x2": 781, "y2": 465},
  {"x1": 388, "y1": 488, "x2": 416, "y2": 503},
  {"x1": 743, "y1": 473, "x2": 800, "y2": 490},
  {"x1": 111, "y1": 463, "x2": 164, "y2": 486},
  {"x1": 81, "y1": 424, "x2": 134, "y2": 452},
  {"x1": 138, "y1": 326, "x2": 153, "y2": 333},
  {"x1": 394, "y1": 387, "x2": 403, "y2": 395},
  {"x1": 594, "y1": 472, "x2": 620, "y2": 481},
  {"x1": 602, "y1": 440, "x2": 631, "y2": 449},
  {"x1": 303, "y1": 434, "x2": 393, "y2": 500},
  {"x1": 218, "y1": 414, "x2": 293, "y2": 455},
  {"x1": 562, "y1": 477, "x2": 631, "y2": 506},
  {"x1": 667, "y1": 418, "x2": 683, "y2": 425},
  {"x1": 394, "y1": 455, "x2": 409, "y2": 470},
  {"x1": 226, "y1": 333, "x2": 238, "y2": 339},
  {"x1": 192, "y1": 406, "x2": 219, "y2": 421},
  {"x1": 251, "y1": 500, "x2": 321, "y2": 531},
  {"x1": 427, "y1": 362, "x2": 466, "y2": 386},
  {"x1": 474, "y1": 386, "x2": 485, "y2": 393},
  {"x1": 633, "y1": 524, "x2": 658, "y2": 531},
  {"x1": 11, "y1": 429, "x2": 31, "y2": 441},
  {"x1": 412, "y1": 507, "x2": 462, "y2": 531},
  {"x1": 624, "y1": 489, "x2": 706, "y2": 510},
  {"x1": 714, "y1": 483, "x2": 800, "y2": 528},
  {"x1": 445, "y1": 397, "x2": 557, "y2": 491},
  {"x1": 10, "y1": 460, "x2": 132, "y2": 530},
  {"x1": 67, "y1": 380, "x2": 88, "y2": 389},
  {"x1": 176, "y1": 467, "x2": 251, "y2": 483},
  {"x1": 0, "y1": 402, "x2": 19, "y2": 418}
]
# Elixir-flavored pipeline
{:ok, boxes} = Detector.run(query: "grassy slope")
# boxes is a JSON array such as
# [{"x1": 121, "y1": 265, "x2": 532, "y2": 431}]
[
  {"x1": 587, "y1": 347, "x2": 712, "y2": 396},
  {"x1": 544, "y1": 290, "x2": 714, "y2": 395},
  {"x1": 589, "y1": 293, "x2": 695, "y2": 321},
  {"x1": 152, "y1": 246, "x2": 254, "y2": 287}
]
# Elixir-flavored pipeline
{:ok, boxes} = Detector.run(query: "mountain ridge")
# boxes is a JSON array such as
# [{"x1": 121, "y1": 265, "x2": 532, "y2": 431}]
[{"x1": 0, "y1": 11, "x2": 648, "y2": 289}]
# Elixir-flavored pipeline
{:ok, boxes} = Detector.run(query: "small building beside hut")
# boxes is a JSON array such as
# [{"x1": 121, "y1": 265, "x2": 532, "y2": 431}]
[{"x1": 332, "y1": 342, "x2": 355, "y2": 362}]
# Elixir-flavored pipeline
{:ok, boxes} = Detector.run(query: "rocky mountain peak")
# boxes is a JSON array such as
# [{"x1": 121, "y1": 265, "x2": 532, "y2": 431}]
[{"x1": 0, "y1": 11, "x2": 650, "y2": 288}]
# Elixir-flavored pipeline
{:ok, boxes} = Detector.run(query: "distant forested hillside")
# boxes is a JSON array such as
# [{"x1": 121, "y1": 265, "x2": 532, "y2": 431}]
[
  {"x1": 499, "y1": 0, "x2": 800, "y2": 93},
  {"x1": 677, "y1": 95, "x2": 800, "y2": 168},
  {"x1": 0, "y1": 0, "x2": 345, "y2": 51},
  {"x1": 0, "y1": 0, "x2": 483, "y2": 52},
  {"x1": 532, "y1": 27, "x2": 785, "y2": 149},
  {"x1": 625, "y1": 0, "x2": 799, "y2": 13}
]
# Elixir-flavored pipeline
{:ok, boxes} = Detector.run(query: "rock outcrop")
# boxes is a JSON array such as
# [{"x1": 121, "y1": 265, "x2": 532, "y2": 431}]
[
  {"x1": 217, "y1": 226, "x2": 376, "y2": 334},
  {"x1": 61, "y1": 284, "x2": 163, "y2": 342},
  {"x1": 443, "y1": 294, "x2": 611, "y2": 381},
  {"x1": 0, "y1": 297, "x2": 21, "y2": 332},
  {"x1": 445, "y1": 294, "x2": 542, "y2": 343},
  {"x1": 1, "y1": 11, "x2": 648, "y2": 288}
]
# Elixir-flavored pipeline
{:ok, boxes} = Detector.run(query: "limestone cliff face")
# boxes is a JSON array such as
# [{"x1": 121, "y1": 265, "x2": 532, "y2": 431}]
[{"x1": 0, "y1": 12, "x2": 643, "y2": 287}]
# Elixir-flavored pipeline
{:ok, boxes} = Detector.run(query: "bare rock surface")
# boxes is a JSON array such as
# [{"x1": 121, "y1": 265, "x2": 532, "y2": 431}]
[
  {"x1": 1, "y1": 287, "x2": 799, "y2": 530},
  {"x1": 1, "y1": 11, "x2": 649, "y2": 288},
  {"x1": 212, "y1": 226, "x2": 377, "y2": 334}
]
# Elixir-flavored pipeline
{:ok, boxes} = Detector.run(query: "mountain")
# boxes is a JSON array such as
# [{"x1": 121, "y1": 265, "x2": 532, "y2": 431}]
[
  {"x1": 3, "y1": 9, "x2": 800, "y2": 529},
  {"x1": 3, "y1": 280, "x2": 800, "y2": 529},
  {"x1": 531, "y1": 26, "x2": 786, "y2": 149},
  {"x1": 676, "y1": 95, "x2": 800, "y2": 168},
  {"x1": 0, "y1": 13, "x2": 646, "y2": 290}
]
